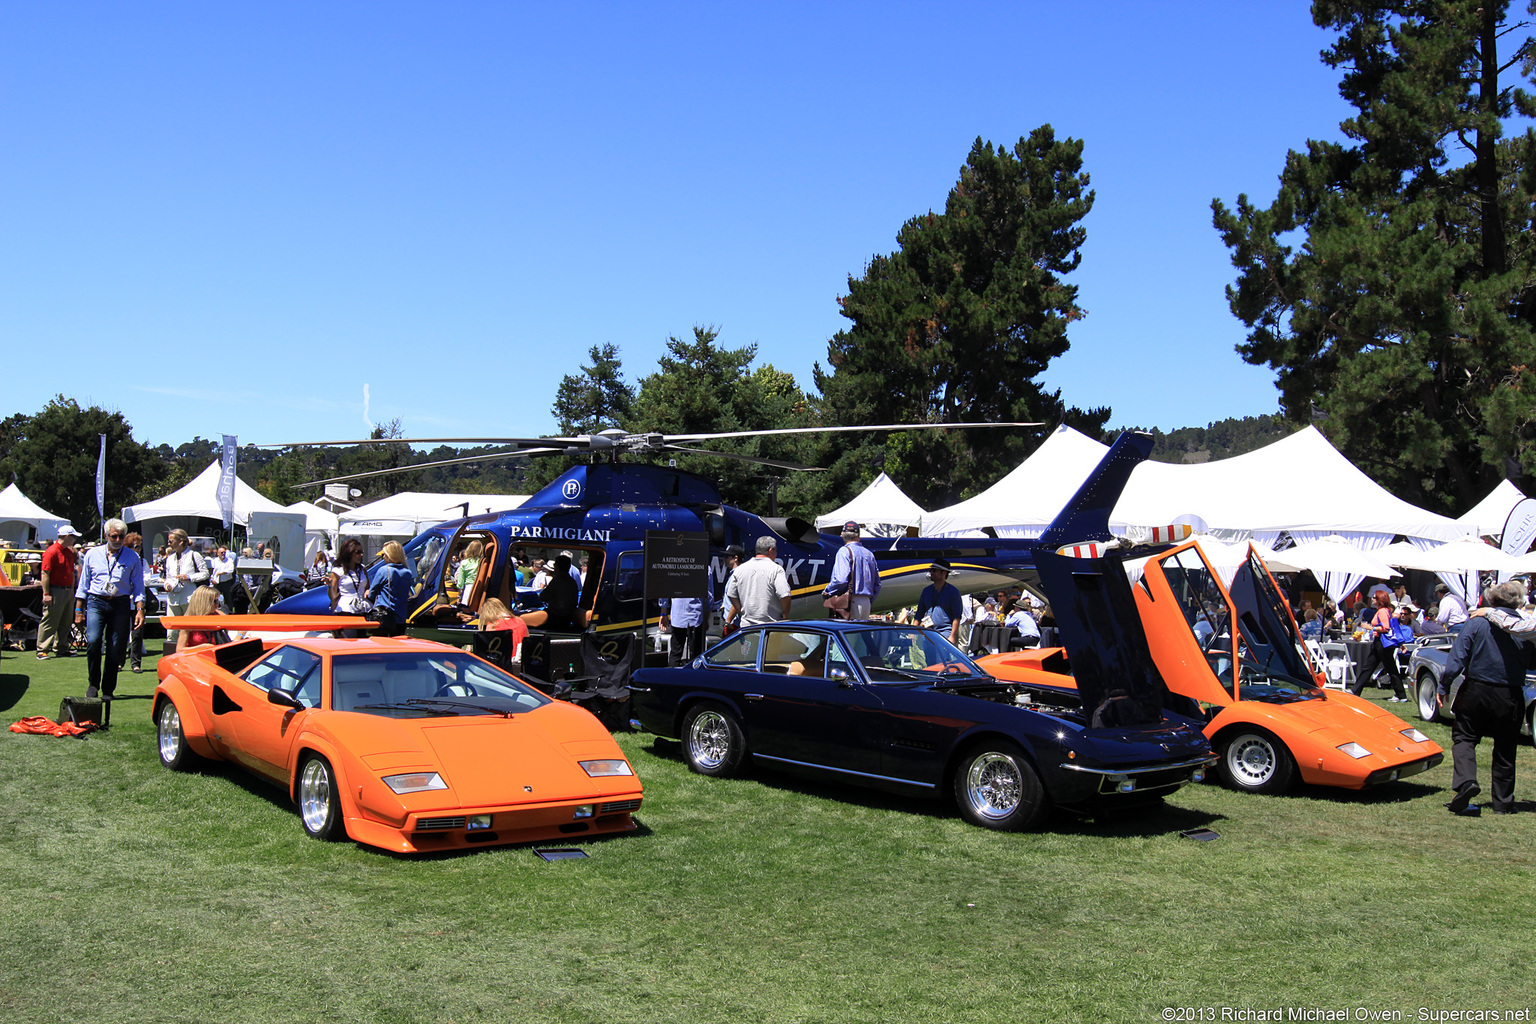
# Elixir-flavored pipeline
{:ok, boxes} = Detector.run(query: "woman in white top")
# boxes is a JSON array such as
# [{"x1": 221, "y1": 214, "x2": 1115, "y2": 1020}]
[{"x1": 328, "y1": 537, "x2": 371, "y2": 616}]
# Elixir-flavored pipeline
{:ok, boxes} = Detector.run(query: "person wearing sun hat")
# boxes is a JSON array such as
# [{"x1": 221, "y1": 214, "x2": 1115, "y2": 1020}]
[
  {"x1": 915, "y1": 559, "x2": 964, "y2": 645},
  {"x1": 828, "y1": 521, "x2": 881, "y2": 620}
]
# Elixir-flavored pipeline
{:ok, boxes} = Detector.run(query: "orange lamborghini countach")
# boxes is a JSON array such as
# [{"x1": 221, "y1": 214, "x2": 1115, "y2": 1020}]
[
  {"x1": 153, "y1": 616, "x2": 643, "y2": 852},
  {"x1": 981, "y1": 542, "x2": 1443, "y2": 794}
]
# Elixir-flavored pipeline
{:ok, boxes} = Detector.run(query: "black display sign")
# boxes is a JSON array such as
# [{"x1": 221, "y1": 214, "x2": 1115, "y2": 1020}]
[{"x1": 644, "y1": 530, "x2": 710, "y2": 600}]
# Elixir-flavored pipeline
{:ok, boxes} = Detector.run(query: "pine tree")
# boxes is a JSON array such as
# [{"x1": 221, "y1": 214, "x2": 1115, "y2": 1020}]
[{"x1": 1213, "y1": 0, "x2": 1536, "y2": 513}]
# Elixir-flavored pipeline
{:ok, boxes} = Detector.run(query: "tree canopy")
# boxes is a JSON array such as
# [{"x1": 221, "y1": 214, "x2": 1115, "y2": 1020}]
[
  {"x1": 0, "y1": 397, "x2": 165, "y2": 535},
  {"x1": 628, "y1": 326, "x2": 820, "y2": 515},
  {"x1": 1213, "y1": 0, "x2": 1536, "y2": 514},
  {"x1": 814, "y1": 127, "x2": 1110, "y2": 509}
]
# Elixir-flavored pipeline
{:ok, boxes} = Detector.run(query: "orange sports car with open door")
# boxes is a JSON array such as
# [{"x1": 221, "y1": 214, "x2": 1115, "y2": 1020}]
[{"x1": 981, "y1": 542, "x2": 1442, "y2": 794}]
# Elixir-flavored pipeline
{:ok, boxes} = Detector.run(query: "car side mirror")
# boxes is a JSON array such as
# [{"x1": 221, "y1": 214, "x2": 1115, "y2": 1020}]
[
  {"x1": 267, "y1": 687, "x2": 305, "y2": 710},
  {"x1": 828, "y1": 667, "x2": 851, "y2": 687}
]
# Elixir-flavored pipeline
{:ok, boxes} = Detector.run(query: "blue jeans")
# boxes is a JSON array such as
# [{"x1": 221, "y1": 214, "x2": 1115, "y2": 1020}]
[{"x1": 84, "y1": 595, "x2": 133, "y2": 697}]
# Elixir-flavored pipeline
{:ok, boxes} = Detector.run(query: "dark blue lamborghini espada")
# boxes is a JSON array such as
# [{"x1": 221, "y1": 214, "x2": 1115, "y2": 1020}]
[{"x1": 630, "y1": 620, "x2": 1214, "y2": 831}]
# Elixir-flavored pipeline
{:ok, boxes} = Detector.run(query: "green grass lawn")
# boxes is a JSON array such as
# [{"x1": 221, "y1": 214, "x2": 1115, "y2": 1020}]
[{"x1": 1, "y1": 649, "x2": 1533, "y2": 1023}]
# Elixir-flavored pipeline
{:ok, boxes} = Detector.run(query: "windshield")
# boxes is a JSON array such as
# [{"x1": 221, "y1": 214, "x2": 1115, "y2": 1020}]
[
  {"x1": 841, "y1": 627, "x2": 982, "y2": 682},
  {"x1": 329, "y1": 652, "x2": 551, "y2": 718}
]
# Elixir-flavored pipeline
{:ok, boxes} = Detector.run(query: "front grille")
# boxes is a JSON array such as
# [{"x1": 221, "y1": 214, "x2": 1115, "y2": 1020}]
[
  {"x1": 416, "y1": 816, "x2": 467, "y2": 831},
  {"x1": 600, "y1": 799, "x2": 642, "y2": 814}
]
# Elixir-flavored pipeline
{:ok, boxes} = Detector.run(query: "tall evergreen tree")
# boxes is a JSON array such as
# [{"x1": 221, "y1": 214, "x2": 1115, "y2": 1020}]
[
  {"x1": 630, "y1": 326, "x2": 819, "y2": 513},
  {"x1": 815, "y1": 128, "x2": 1109, "y2": 509},
  {"x1": 1213, "y1": 0, "x2": 1536, "y2": 513},
  {"x1": 552, "y1": 343, "x2": 635, "y2": 435}
]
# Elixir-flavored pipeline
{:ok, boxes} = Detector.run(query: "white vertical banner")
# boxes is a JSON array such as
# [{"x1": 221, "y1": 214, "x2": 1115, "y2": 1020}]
[
  {"x1": 218, "y1": 435, "x2": 238, "y2": 531},
  {"x1": 1499, "y1": 497, "x2": 1536, "y2": 582},
  {"x1": 95, "y1": 433, "x2": 106, "y2": 530}
]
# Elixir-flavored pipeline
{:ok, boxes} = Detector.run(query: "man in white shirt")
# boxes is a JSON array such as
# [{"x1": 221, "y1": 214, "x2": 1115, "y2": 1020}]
[
  {"x1": 723, "y1": 536, "x2": 792, "y2": 628},
  {"x1": 1436, "y1": 583, "x2": 1470, "y2": 634},
  {"x1": 211, "y1": 546, "x2": 236, "y2": 585}
]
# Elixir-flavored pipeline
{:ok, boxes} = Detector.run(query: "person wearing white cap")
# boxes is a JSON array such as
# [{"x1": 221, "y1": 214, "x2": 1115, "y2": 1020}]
[
  {"x1": 36, "y1": 526, "x2": 81, "y2": 659},
  {"x1": 827, "y1": 521, "x2": 881, "y2": 620}
]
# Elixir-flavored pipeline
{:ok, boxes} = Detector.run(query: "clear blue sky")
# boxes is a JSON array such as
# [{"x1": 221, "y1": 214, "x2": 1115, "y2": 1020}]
[{"x1": 3, "y1": 1, "x2": 1350, "y2": 450}]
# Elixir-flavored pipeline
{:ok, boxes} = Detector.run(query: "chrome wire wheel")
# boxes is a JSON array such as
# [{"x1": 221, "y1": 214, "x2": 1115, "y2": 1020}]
[
  {"x1": 157, "y1": 702, "x2": 183, "y2": 766},
  {"x1": 686, "y1": 709, "x2": 731, "y2": 772},
  {"x1": 963, "y1": 752, "x2": 1024, "y2": 821},
  {"x1": 299, "y1": 758, "x2": 335, "y2": 836}
]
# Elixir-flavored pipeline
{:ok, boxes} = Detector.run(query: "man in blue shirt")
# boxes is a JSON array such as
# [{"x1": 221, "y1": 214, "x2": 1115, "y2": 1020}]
[
  {"x1": 916, "y1": 559, "x2": 964, "y2": 645},
  {"x1": 660, "y1": 570, "x2": 714, "y2": 667},
  {"x1": 828, "y1": 522, "x2": 881, "y2": 620},
  {"x1": 73, "y1": 518, "x2": 146, "y2": 699}
]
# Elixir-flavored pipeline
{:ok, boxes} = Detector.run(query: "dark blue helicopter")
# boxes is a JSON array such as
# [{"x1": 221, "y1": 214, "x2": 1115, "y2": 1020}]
[{"x1": 269, "y1": 456, "x2": 1047, "y2": 646}]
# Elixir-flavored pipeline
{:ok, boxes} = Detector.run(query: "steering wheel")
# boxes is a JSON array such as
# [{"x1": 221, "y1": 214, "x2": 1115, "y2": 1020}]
[
  {"x1": 940, "y1": 662, "x2": 970, "y2": 675},
  {"x1": 433, "y1": 682, "x2": 479, "y2": 698}
]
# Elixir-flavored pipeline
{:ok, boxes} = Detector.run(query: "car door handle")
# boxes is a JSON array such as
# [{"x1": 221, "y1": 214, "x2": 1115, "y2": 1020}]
[
  {"x1": 628, "y1": 685, "x2": 651, "y2": 693},
  {"x1": 744, "y1": 693, "x2": 764, "y2": 701}
]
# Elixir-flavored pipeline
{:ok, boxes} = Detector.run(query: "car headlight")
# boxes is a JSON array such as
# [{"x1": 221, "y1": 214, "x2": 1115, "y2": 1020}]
[
  {"x1": 578, "y1": 759, "x2": 634, "y2": 777},
  {"x1": 1400, "y1": 728, "x2": 1429, "y2": 743},
  {"x1": 1337, "y1": 742, "x2": 1372, "y2": 760},
  {"x1": 382, "y1": 772, "x2": 449, "y2": 794}
]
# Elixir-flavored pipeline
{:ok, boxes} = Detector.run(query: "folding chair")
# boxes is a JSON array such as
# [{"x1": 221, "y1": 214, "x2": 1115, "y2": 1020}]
[{"x1": 1312, "y1": 640, "x2": 1354, "y2": 691}]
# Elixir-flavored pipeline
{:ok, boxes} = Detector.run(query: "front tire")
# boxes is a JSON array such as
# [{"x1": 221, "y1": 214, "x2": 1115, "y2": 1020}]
[
  {"x1": 1417, "y1": 672, "x2": 1443, "y2": 723},
  {"x1": 681, "y1": 703, "x2": 746, "y2": 778},
  {"x1": 297, "y1": 755, "x2": 345, "y2": 841},
  {"x1": 1219, "y1": 729, "x2": 1296, "y2": 794},
  {"x1": 952, "y1": 741, "x2": 1044, "y2": 831},
  {"x1": 156, "y1": 698, "x2": 201, "y2": 771}
]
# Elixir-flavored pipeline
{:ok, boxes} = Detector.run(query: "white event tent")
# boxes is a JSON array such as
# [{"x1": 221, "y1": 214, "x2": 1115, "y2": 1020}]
[
  {"x1": 0, "y1": 483, "x2": 71, "y2": 545},
  {"x1": 1457, "y1": 479, "x2": 1529, "y2": 538},
  {"x1": 928, "y1": 425, "x2": 1466, "y2": 545},
  {"x1": 814, "y1": 472, "x2": 927, "y2": 537},
  {"x1": 922, "y1": 424, "x2": 1112, "y2": 538},
  {"x1": 338, "y1": 492, "x2": 528, "y2": 552},
  {"x1": 926, "y1": 424, "x2": 1471, "y2": 602},
  {"x1": 122, "y1": 461, "x2": 307, "y2": 569}
]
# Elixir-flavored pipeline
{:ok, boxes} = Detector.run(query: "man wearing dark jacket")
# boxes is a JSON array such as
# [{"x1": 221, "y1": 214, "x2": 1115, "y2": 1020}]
[{"x1": 1437, "y1": 581, "x2": 1531, "y2": 816}]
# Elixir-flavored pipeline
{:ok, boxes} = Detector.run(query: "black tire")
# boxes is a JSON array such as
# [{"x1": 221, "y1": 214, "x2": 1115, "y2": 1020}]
[
  {"x1": 952, "y1": 740, "x2": 1045, "y2": 831},
  {"x1": 156, "y1": 698, "x2": 201, "y2": 771},
  {"x1": 1416, "y1": 672, "x2": 1443, "y2": 723},
  {"x1": 296, "y1": 755, "x2": 345, "y2": 841},
  {"x1": 1219, "y1": 729, "x2": 1296, "y2": 794},
  {"x1": 681, "y1": 702, "x2": 746, "y2": 778},
  {"x1": 1528, "y1": 704, "x2": 1535, "y2": 748}
]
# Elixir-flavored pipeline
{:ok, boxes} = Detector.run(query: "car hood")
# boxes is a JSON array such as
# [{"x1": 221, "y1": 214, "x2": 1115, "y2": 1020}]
[{"x1": 330, "y1": 703, "x2": 635, "y2": 805}]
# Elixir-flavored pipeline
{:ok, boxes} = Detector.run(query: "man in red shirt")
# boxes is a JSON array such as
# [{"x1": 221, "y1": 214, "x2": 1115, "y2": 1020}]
[{"x1": 37, "y1": 526, "x2": 80, "y2": 659}]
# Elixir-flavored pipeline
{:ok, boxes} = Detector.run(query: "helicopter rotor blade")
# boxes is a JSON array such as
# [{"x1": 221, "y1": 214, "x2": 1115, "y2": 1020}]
[
  {"x1": 661, "y1": 445, "x2": 827, "y2": 472},
  {"x1": 258, "y1": 436, "x2": 585, "y2": 449},
  {"x1": 295, "y1": 447, "x2": 561, "y2": 488},
  {"x1": 660, "y1": 421, "x2": 1043, "y2": 443}
]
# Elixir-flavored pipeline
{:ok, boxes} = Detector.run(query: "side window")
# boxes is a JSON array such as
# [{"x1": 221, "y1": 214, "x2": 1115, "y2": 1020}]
[
  {"x1": 825, "y1": 638, "x2": 851, "y2": 679},
  {"x1": 703, "y1": 632, "x2": 761, "y2": 670},
  {"x1": 763, "y1": 630, "x2": 833, "y2": 678},
  {"x1": 616, "y1": 551, "x2": 644, "y2": 602},
  {"x1": 244, "y1": 646, "x2": 323, "y2": 704}
]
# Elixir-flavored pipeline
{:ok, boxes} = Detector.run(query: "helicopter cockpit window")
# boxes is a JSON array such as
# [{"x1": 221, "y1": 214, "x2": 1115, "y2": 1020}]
[{"x1": 405, "y1": 533, "x2": 444, "y2": 601}]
